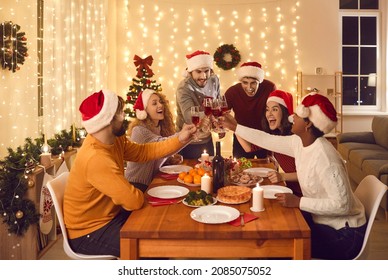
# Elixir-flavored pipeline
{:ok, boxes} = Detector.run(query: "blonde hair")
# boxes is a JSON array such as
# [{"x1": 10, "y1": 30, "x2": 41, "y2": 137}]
[{"x1": 127, "y1": 92, "x2": 175, "y2": 137}]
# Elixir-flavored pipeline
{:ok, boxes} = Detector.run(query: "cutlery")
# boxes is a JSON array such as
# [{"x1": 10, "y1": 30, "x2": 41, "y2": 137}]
[{"x1": 240, "y1": 212, "x2": 245, "y2": 227}]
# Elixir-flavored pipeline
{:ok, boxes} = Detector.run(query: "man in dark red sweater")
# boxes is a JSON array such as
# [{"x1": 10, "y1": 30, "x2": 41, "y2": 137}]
[{"x1": 225, "y1": 62, "x2": 276, "y2": 158}]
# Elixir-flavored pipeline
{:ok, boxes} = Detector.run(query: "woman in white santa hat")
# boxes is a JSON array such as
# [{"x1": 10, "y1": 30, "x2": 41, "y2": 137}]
[
  {"x1": 125, "y1": 89, "x2": 184, "y2": 191},
  {"x1": 221, "y1": 91, "x2": 366, "y2": 259}
]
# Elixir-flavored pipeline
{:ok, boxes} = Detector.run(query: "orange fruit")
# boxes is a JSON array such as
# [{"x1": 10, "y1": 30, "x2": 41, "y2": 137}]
[
  {"x1": 183, "y1": 174, "x2": 193, "y2": 184},
  {"x1": 193, "y1": 175, "x2": 202, "y2": 184},
  {"x1": 178, "y1": 172, "x2": 187, "y2": 180},
  {"x1": 189, "y1": 168, "x2": 197, "y2": 177},
  {"x1": 197, "y1": 167, "x2": 205, "y2": 176}
]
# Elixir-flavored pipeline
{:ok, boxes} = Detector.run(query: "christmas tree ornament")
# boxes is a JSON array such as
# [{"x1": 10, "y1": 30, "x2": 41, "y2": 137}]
[
  {"x1": 27, "y1": 179, "x2": 35, "y2": 188},
  {"x1": 15, "y1": 210, "x2": 24, "y2": 219}
]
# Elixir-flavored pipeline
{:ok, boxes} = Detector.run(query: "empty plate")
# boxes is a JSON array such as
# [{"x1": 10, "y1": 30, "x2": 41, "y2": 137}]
[
  {"x1": 244, "y1": 167, "x2": 275, "y2": 177},
  {"x1": 262, "y1": 185, "x2": 293, "y2": 199},
  {"x1": 159, "y1": 165, "x2": 192, "y2": 174},
  {"x1": 147, "y1": 185, "x2": 189, "y2": 199},
  {"x1": 190, "y1": 205, "x2": 239, "y2": 224}
]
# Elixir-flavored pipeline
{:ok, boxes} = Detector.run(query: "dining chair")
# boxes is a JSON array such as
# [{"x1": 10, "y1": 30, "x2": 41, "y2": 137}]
[
  {"x1": 353, "y1": 175, "x2": 387, "y2": 260},
  {"x1": 46, "y1": 171, "x2": 117, "y2": 260}
]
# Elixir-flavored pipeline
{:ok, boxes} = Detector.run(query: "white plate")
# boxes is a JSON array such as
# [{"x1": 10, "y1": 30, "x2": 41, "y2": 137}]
[
  {"x1": 244, "y1": 167, "x2": 275, "y2": 177},
  {"x1": 147, "y1": 185, "x2": 189, "y2": 199},
  {"x1": 216, "y1": 196, "x2": 251, "y2": 205},
  {"x1": 198, "y1": 156, "x2": 214, "y2": 162},
  {"x1": 231, "y1": 177, "x2": 264, "y2": 187},
  {"x1": 262, "y1": 185, "x2": 293, "y2": 199},
  {"x1": 159, "y1": 165, "x2": 192, "y2": 174},
  {"x1": 183, "y1": 198, "x2": 218, "y2": 208},
  {"x1": 190, "y1": 205, "x2": 239, "y2": 224},
  {"x1": 177, "y1": 178, "x2": 201, "y2": 187}
]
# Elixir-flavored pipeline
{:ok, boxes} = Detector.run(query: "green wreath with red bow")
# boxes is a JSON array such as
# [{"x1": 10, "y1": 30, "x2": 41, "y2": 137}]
[{"x1": 213, "y1": 44, "x2": 241, "y2": 70}]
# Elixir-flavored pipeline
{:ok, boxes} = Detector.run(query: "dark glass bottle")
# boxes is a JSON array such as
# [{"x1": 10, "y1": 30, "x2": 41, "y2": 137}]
[{"x1": 212, "y1": 141, "x2": 224, "y2": 194}]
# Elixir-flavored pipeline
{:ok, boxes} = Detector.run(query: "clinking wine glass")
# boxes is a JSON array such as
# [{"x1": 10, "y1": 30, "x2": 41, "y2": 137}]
[
  {"x1": 211, "y1": 99, "x2": 225, "y2": 136},
  {"x1": 191, "y1": 106, "x2": 201, "y2": 142}
]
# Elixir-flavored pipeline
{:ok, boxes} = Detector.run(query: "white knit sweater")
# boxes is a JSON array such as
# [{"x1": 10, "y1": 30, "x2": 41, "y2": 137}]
[{"x1": 236, "y1": 125, "x2": 366, "y2": 230}]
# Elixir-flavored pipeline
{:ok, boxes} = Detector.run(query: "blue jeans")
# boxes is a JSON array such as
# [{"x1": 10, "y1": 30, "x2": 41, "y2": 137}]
[
  {"x1": 68, "y1": 209, "x2": 131, "y2": 257},
  {"x1": 302, "y1": 211, "x2": 367, "y2": 259}
]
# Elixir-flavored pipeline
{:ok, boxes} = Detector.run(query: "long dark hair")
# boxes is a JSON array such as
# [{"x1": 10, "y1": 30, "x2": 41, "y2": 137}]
[{"x1": 261, "y1": 104, "x2": 293, "y2": 136}]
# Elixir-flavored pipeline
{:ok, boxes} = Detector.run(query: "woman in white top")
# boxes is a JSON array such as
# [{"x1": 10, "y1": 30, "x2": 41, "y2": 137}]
[
  {"x1": 125, "y1": 89, "x2": 182, "y2": 192},
  {"x1": 221, "y1": 92, "x2": 366, "y2": 259}
]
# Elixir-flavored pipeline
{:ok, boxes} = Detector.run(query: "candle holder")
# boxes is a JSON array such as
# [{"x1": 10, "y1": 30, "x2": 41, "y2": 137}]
[{"x1": 40, "y1": 143, "x2": 52, "y2": 168}]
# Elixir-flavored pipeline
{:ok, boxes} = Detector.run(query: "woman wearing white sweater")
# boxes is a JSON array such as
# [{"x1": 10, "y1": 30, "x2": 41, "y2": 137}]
[{"x1": 221, "y1": 92, "x2": 366, "y2": 260}]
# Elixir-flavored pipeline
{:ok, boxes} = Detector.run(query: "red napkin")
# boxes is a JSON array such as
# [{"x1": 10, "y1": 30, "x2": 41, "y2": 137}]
[
  {"x1": 228, "y1": 213, "x2": 258, "y2": 227},
  {"x1": 157, "y1": 173, "x2": 179, "y2": 180},
  {"x1": 148, "y1": 196, "x2": 181, "y2": 207}
]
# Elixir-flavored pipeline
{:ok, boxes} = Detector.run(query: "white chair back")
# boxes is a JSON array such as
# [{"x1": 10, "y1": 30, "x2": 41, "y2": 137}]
[
  {"x1": 46, "y1": 171, "x2": 116, "y2": 260},
  {"x1": 353, "y1": 175, "x2": 388, "y2": 260}
]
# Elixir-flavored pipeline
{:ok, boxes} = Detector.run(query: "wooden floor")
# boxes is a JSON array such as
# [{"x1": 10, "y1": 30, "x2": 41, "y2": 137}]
[{"x1": 40, "y1": 207, "x2": 388, "y2": 260}]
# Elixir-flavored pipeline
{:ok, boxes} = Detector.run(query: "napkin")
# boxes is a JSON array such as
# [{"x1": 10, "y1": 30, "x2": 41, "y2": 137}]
[
  {"x1": 157, "y1": 173, "x2": 179, "y2": 180},
  {"x1": 228, "y1": 213, "x2": 258, "y2": 227},
  {"x1": 148, "y1": 196, "x2": 181, "y2": 207}
]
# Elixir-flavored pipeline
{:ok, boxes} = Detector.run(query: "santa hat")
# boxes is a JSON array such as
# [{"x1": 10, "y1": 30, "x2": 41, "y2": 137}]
[
  {"x1": 237, "y1": 62, "x2": 265, "y2": 83},
  {"x1": 133, "y1": 89, "x2": 155, "y2": 120},
  {"x1": 295, "y1": 92, "x2": 337, "y2": 134},
  {"x1": 186, "y1": 50, "x2": 213, "y2": 72},
  {"x1": 79, "y1": 89, "x2": 118, "y2": 134},
  {"x1": 267, "y1": 90, "x2": 294, "y2": 115}
]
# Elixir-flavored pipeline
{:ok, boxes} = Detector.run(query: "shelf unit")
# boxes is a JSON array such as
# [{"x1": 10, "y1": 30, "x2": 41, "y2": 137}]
[
  {"x1": 296, "y1": 71, "x2": 343, "y2": 135},
  {"x1": 0, "y1": 150, "x2": 77, "y2": 259}
]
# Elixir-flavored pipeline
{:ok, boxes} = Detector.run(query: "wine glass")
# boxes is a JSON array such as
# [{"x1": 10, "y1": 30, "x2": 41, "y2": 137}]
[
  {"x1": 218, "y1": 95, "x2": 229, "y2": 114},
  {"x1": 211, "y1": 99, "x2": 225, "y2": 135},
  {"x1": 203, "y1": 98, "x2": 213, "y2": 118},
  {"x1": 191, "y1": 106, "x2": 201, "y2": 142}
]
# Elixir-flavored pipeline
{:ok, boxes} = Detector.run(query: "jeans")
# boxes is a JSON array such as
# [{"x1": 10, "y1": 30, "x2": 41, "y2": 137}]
[
  {"x1": 68, "y1": 209, "x2": 131, "y2": 257},
  {"x1": 302, "y1": 211, "x2": 367, "y2": 259}
]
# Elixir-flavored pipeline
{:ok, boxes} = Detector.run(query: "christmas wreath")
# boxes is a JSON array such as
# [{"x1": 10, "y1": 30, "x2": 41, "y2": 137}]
[
  {"x1": 0, "y1": 21, "x2": 28, "y2": 72},
  {"x1": 213, "y1": 44, "x2": 241, "y2": 70}
]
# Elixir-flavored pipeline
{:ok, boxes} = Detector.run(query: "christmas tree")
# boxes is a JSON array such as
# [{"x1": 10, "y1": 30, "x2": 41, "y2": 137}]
[{"x1": 125, "y1": 55, "x2": 162, "y2": 119}]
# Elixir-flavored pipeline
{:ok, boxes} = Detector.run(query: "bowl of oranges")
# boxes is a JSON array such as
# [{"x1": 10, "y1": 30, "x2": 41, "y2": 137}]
[{"x1": 177, "y1": 167, "x2": 210, "y2": 187}]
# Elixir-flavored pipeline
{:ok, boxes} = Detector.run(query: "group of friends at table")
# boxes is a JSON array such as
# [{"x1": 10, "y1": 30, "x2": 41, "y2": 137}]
[{"x1": 62, "y1": 50, "x2": 367, "y2": 260}]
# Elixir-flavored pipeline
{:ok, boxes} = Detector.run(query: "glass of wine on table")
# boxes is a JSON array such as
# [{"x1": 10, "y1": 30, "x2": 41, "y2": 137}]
[{"x1": 191, "y1": 106, "x2": 201, "y2": 142}]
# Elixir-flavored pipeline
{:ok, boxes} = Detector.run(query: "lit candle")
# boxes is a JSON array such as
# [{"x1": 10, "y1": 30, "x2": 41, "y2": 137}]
[
  {"x1": 251, "y1": 183, "x2": 264, "y2": 212},
  {"x1": 40, "y1": 140, "x2": 52, "y2": 168},
  {"x1": 201, "y1": 173, "x2": 212, "y2": 194},
  {"x1": 232, "y1": 157, "x2": 240, "y2": 175},
  {"x1": 201, "y1": 149, "x2": 210, "y2": 162}
]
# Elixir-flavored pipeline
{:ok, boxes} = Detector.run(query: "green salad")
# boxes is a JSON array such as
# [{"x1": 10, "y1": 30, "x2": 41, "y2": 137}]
[{"x1": 184, "y1": 190, "x2": 214, "y2": 206}]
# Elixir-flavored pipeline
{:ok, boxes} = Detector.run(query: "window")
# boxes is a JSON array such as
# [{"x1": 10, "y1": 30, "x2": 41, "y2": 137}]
[{"x1": 340, "y1": 0, "x2": 380, "y2": 109}]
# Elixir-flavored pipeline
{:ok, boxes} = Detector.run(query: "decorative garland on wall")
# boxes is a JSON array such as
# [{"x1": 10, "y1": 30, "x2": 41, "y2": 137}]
[
  {"x1": 213, "y1": 44, "x2": 241, "y2": 70},
  {"x1": 0, "y1": 127, "x2": 84, "y2": 236},
  {"x1": 0, "y1": 21, "x2": 28, "y2": 72}
]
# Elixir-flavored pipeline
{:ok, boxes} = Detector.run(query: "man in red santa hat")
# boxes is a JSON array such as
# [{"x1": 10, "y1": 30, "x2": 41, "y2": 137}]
[
  {"x1": 64, "y1": 89, "x2": 196, "y2": 257},
  {"x1": 175, "y1": 50, "x2": 221, "y2": 159},
  {"x1": 224, "y1": 61, "x2": 276, "y2": 159}
]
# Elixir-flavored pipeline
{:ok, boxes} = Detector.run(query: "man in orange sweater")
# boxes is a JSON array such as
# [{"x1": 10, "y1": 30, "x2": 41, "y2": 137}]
[{"x1": 64, "y1": 89, "x2": 195, "y2": 257}]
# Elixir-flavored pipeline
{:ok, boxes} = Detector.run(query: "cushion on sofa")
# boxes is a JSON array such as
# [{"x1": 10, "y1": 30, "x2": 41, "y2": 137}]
[
  {"x1": 337, "y1": 131, "x2": 375, "y2": 144},
  {"x1": 337, "y1": 142, "x2": 385, "y2": 160},
  {"x1": 372, "y1": 116, "x2": 388, "y2": 150},
  {"x1": 362, "y1": 160, "x2": 388, "y2": 180},
  {"x1": 348, "y1": 149, "x2": 388, "y2": 169}
]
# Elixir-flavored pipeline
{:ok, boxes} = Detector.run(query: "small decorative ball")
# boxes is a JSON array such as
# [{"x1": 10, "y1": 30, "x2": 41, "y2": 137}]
[
  {"x1": 67, "y1": 146, "x2": 73, "y2": 151},
  {"x1": 28, "y1": 179, "x2": 35, "y2": 188},
  {"x1": 16, "y1": 211, "x2": 24, "y2": 219}
]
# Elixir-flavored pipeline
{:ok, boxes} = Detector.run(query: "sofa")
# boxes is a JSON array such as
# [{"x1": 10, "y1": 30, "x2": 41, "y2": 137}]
[{"x1": 337, "y1": 116, "x2": 388, "y2": 220}]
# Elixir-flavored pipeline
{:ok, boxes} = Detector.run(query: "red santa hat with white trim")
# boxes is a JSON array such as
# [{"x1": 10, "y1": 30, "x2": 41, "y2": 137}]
[
  {"x1": 295, "y1": 92, "x2": 337, "y2": 134},
  {"x1": 79, "y1": 89, "x2": 118, "y2": 134},
  {"x1": 186, "y1": 50, "x2": 213, "y2": 72},
  {"x1": 133, "y1": 89, "x2": 155, "y2": 120},
  {"x1": 267, "y1": 90, "x2": 294, "y2": 115},
  {"x1": 237, "y1": 61, "x2": 265, "y2": 83}
]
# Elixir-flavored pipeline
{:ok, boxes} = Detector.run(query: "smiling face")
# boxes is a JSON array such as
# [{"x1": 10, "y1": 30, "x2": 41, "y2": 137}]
[
  {"x1": 265, "y1": 101, "x2": 283, "y2": 131},
  {"x1": 190, "y1": 67, "x2": 211, "y2": 88},
  {"x1": 145, "y1": 93, "x2": 165, "y2": 125},
  {"x1": 240, "y1": 77, "x2": 259, "y2": 96}
]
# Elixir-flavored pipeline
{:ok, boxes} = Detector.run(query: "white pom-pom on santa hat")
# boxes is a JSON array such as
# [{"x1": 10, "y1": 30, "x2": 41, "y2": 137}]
[
  {"x1": 133, "y1": 89, "x2": 155, "y2": 120},
  {"x1": 237, "y1": 61, "x2": 265, "y2": 83},
  {"x1": 295, "y1": 92, "x2": 337, "y2": 134},
  {"x1": 186, "y1": 50, "x2": 213, "y2": 72},
  {"x1": 79, "y1": 89, "x2": 118, "y2": 134}
]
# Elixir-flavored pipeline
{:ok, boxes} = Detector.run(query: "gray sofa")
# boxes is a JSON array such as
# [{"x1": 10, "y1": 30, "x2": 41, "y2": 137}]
[{"x1": 337, "y1": 116, "x2": 388, "y2": 220}]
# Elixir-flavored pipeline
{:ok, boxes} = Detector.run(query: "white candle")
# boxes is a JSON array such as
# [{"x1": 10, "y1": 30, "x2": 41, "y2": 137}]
[
  {"x1": 201, "y1": 173, "x2": 212, "y2": 194},
  {"x1": 201, "y1": 149, "x2": 210, "y2": 162},
  {"x1": 251, "y1": 183, "x2": 264, "y2": 212}
]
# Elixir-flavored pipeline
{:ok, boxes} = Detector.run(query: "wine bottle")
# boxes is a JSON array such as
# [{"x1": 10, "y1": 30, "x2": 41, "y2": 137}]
[{"x1": 212, "y1": 141, "x2": 225, "y2": 194}]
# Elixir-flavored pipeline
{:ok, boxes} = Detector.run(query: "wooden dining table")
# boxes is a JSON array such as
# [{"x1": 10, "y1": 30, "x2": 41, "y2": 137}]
[{"x1": 120, "y1": 158, "x2": 311, "y2": 260}]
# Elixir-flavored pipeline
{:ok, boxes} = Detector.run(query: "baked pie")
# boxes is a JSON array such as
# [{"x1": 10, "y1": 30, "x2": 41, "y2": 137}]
[{"x1": 217, "y1": 185, "x2": 252, "y2": 204}]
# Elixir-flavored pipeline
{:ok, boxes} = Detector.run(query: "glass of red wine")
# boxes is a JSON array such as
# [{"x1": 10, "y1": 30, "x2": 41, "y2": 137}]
[
  {"x1": 211, "y1": 99, "x2": 225, "y2": 135},
  {"x1": 191, "y1": 106, "x2": 201, "y2": 142}
]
